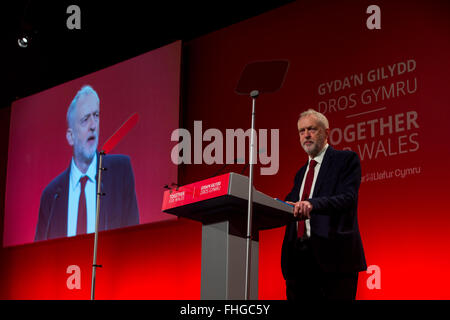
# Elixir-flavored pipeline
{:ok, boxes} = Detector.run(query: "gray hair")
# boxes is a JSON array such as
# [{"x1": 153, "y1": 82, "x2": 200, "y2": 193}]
[
  {"x1": 298, "y1": 108, "x2": 329, "y2": 129},
  {"x1": 66, "y1": 85, "x2": 100, "y2": 128}
]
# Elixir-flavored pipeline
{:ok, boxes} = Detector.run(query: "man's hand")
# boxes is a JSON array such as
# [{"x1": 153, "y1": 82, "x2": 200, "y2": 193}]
[{"x1": 286, "y1": 201, "x2": 313, "y2": 220}]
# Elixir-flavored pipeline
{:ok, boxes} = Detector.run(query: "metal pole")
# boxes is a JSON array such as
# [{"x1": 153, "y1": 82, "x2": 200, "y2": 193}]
[
  {"x1": 245, "y1": 90, "x2": 259, "y2": 300},
  {"x1": 91, "y1": 152, "x2": 104, "y2": 300}
]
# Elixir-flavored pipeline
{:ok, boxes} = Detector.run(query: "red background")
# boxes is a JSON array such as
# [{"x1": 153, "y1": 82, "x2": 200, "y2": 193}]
[{"x1": 1, "y1": 0, "x2": 450, "y2": 299}]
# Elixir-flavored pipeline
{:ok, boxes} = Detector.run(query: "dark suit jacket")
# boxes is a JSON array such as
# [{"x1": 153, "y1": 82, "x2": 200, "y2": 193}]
[
  {"x1": 35, "y1": 154, "x2": 140, "y2": 241},
  {"x1": 281, "y1": 146, "x2": 366, "y2": 277}
]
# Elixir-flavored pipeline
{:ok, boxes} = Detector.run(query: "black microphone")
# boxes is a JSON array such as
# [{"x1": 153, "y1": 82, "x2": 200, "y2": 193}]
[
  {"x1": 208, "y1": 157, "x2": 244, "y2": 179},
  {"x1": 240, "y1": 163, "x2": 250, "y2": 175},
  {"x1": 239, "y1": 148, "x2": 266, "y2": 175},
  {"x1": 163, "y1": 182, "x2": 180, "y2": 192},
  {"x1": 44, "y1": 191, "x2": 60, "y2": 239}
]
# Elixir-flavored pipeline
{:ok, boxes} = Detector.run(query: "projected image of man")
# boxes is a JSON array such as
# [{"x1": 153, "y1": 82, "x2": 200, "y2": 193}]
[{"x1": 35, "y1": 85, "x2": 139, "y2": 241}]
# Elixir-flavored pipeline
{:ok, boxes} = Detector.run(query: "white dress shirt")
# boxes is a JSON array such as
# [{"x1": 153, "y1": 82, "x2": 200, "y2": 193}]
[
  {"x1": 67, "y1": 154, "x2": 97, "y2": 237},
  {"x1": 298, "y1": 143, "x2": 329, "y2": 238}
]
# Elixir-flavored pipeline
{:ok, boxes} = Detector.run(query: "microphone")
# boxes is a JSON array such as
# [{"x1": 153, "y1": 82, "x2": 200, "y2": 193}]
[
  {"x1": 208, "y1": 157, "x2": 244, "y2": 179},
  {"x1": 163, "y1": 182, "x2": 179, "y2": 191},
  {"x1": 239, "y1": 148, "x2": 266, "y2": 175},
  {"x1": 45, "y1": 191, "x2": 60, "y2": 239},
  {"x1": 240, "y1": 163, "x2": 250, "y2": 175},
  {"x1": 163, "y1": 182, "x2": 180, "y2": 194}
]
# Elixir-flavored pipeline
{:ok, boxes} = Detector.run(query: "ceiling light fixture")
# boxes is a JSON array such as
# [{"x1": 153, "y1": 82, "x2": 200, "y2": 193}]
[{"x1": 17, "y1": 35, "x2": 29, "y2": 48}]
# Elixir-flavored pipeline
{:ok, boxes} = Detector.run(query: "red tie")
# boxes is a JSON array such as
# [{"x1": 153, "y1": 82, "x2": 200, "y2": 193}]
[
  {"x1": 298, "y1": 160, "x2": 318, "y2": 238},
  {"x1": 77, "y1": 176, "x2": 89, "y2": 235}
]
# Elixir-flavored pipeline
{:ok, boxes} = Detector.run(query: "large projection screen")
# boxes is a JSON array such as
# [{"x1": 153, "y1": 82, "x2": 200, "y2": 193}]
[{"x1": 4, "y1": 41, "x2": 181, "y2": 247}]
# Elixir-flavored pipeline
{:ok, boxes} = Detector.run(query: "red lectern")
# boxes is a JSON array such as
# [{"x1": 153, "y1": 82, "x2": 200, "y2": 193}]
[{"x1": 161, "y1": 172, "x2": 295, "y2": 299}]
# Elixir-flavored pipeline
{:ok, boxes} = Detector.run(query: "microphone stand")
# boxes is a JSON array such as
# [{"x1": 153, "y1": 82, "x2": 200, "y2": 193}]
[
  {"x1": 244, "y1": 89, "x2": 259, "y2": 300},
  {"x1": 91, "y1": 151, "x2": 105, "y2": 300},
  {"x1": 87, "y1": 112, "x2": 139, "y2": 300}
]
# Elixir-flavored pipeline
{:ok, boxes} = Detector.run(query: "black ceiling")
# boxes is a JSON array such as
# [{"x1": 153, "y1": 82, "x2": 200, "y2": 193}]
[{"x1": 1, "y1": 0, "x2": 294, "y2": 109}]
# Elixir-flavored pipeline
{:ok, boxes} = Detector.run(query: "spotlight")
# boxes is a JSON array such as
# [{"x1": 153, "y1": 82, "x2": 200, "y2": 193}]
[{"x1": 17, "y1": 36, "x2": 29, "y2": 48}]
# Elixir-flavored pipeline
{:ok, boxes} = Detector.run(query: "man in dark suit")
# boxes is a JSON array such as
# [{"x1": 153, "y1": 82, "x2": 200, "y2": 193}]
[
  {"x1": 35, "y1": 85, "x2": 139, "y2": 241},
  {"x1": 281, "y1": 109, "x2": 366, "y2": 300}
]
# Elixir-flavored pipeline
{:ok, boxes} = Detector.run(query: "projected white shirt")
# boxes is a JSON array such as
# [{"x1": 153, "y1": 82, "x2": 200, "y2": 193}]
[{"x1": 67, "y1": 153, "x2": 97, "y2": 237}]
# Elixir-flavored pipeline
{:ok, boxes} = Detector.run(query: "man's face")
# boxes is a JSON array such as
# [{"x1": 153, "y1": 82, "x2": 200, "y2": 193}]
[
  {"x1": 66, "y1": 93, "x2": 100, "y2": 165},
  {"x1": 297, "y1": 115, "x2": 328, "y2": 158}
]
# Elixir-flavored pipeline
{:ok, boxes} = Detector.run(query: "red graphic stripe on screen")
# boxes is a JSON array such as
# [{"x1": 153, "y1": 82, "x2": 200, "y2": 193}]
[{"x1": 102, "y1": 112, "x2": 139, "y2": 154}]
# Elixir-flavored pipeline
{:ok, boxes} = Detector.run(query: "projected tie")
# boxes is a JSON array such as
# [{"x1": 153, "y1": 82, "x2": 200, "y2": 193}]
[
  {"x1": 77, "y1": 176, "x2": 89, "y2": 235},
  {"x1": 298, "y1": 160, "x2": 317, "y2": 238}
]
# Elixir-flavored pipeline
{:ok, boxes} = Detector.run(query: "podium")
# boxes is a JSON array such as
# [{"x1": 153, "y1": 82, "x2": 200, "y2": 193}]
[{"x1": 161, "y1": 172, "x2": 295, "y2": 299}]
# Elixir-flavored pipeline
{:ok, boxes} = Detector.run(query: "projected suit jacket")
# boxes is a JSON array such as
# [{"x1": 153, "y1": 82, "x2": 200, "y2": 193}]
[
  {"x1": 35, "y1": 154, "x2": 139, "y2": 241},
  {"x1": 281, "y1": 146, "x2": 367, "y2": 277}
]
